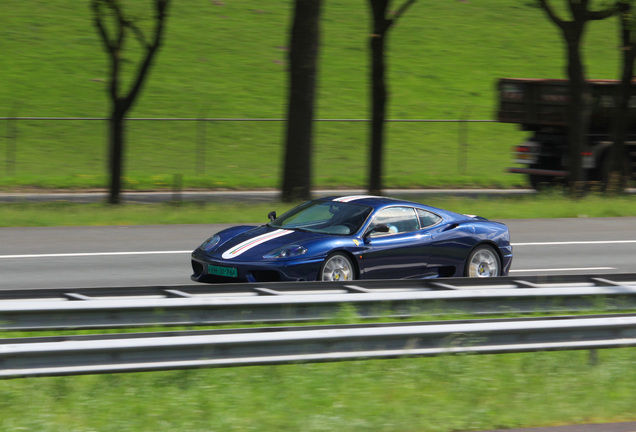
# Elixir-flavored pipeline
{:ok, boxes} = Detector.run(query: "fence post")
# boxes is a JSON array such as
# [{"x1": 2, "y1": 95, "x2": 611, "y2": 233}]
[
  {"x1": 196, "y1": 108, "x2": 208, "y2": 176},
  {"x1": 5, "y1": 105, "x2": 19, "y2": 177},
  {"x1": 458, "y1": 106, "x2": 472, "y2": 175},
  {"x1": 172, "y1": 173, "x2": 183, "y2": 204}
]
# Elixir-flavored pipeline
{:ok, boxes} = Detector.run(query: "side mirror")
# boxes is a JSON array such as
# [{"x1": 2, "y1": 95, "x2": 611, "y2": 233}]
[
  {"x1": 365, "y1": 223, "x2": 389, "y2": 237},
  {"x1": 268, "y1": 211, "x2": 277, "y2": 222}
]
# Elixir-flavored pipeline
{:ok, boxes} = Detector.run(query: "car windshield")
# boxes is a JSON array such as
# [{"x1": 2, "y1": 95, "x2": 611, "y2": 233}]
[{"x1": 270, "y1": 200, "x2": 372, "y2": 235}]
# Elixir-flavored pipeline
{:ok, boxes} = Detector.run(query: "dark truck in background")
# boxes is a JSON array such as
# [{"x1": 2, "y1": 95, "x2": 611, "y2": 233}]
[{"x1": 497, "y1": 78, "x2": 636, "y2": 189}]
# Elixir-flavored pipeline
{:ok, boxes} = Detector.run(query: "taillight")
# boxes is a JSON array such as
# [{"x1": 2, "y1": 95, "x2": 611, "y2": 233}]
[{"x1": 513, "y1": 143, "x2": 538, "y2": 164}]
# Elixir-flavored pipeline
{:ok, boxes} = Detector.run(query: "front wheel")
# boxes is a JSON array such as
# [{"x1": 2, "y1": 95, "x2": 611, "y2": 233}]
[
  {"x1": 319, "y1": 253, "x2": 355, "y2": 281},
  {"x1": 464, "y1": 245, "x2": 501, "y2": 277}
]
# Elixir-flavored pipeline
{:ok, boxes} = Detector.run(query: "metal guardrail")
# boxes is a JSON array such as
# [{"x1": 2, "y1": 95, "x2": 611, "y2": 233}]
[
  {"x1": 3, "y1": 273, "x2": 636, "y2": 301},
  {"x1": 2, "y1": 314, "x2": 636, "y2": 379},
  {"x1": 1, "y1": 274, "x2": 636, "y2": 330}
]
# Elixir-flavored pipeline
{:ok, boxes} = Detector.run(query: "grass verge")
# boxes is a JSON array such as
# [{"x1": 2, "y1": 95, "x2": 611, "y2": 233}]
[
  {"x1": 0, "y1": 349, "x2": 635, "y2": 432},
  {"x1": 0, "y1": 192, "x2": 634, "y2": 227}
]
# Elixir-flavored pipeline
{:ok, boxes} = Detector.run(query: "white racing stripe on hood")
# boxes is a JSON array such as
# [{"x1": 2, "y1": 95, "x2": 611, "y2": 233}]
[
  {"x1": 221, "y1": 229, "x2": 293, "y2": 259},
  {"x1": 333, "y1": 195, "x2": 378, "y2": 202}
]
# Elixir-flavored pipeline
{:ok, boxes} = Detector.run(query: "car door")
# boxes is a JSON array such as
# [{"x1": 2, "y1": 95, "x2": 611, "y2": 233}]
[{"x1": 360, "y1": 206, "x2": 433, "y2": 279}]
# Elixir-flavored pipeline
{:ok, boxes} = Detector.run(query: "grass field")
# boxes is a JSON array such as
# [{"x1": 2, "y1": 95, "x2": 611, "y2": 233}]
[
  {"x1": 1, "y1": 349, "x2": 636, "y2": 431},
  {"x1": 0, "y1": 0, "x2": 627, "y2": 191}
]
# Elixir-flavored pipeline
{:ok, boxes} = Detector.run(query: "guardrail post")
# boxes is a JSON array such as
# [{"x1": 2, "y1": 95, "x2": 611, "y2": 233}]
[
  {"x1": 458, "y1": 106, "x2": 472, "y2": 175},
  {"x1": 588, "y1": 349, "x2": 599, "y2": 365}
]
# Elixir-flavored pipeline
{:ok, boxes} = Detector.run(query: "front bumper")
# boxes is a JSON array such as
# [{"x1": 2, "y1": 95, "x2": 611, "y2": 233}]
[
  {"x1": 191, "y1": 251, "x2": 324, "y2": 283},
  {"x1": 499, "y1": 245, "x2": 513, "y2": 276}
]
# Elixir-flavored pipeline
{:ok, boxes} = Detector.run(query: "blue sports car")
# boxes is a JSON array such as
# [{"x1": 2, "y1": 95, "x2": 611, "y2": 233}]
[{"x1": 191, "y1": 195, "x2": 513, "y2": 283}]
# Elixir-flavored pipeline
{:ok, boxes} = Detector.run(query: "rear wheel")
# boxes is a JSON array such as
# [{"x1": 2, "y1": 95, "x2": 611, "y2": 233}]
[
  {"x1": 528, "y1": 173, "x2": 553, "y2": 190},
  {"x1": 319, "y1": 253, "x2": 355, "y2": 281},
  {"x1": 465, "y1": 245, "x2": 501, "y2": 277},
  {"x1": 527, "y1": 154, "x2": 566, "y2": 190}
]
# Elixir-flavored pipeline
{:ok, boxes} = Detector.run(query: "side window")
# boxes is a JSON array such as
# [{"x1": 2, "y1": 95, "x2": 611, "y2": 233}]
[
  {"x1": 368, "y1": 206, "x2": 419, "y2": 236},
  {"x1": 417, "y1": 209, "x2": 442, "y2": 228}
]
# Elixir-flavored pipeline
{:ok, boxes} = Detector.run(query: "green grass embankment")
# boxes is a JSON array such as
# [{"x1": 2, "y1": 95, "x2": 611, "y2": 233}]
[{"x1": 0, "y1": 1, "x2": 626, "y2": 191}]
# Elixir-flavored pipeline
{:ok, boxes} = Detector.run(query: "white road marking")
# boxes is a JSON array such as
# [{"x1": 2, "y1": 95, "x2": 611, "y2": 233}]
[
  {"x1": 0, "y1": 249, "x2": 619, "y2": 276},
  {"x1": 1, "y1": 239, "x2": 634, "y2": 261},
  {"x1": 512, "y1": 240, "x2": 636, "y2": 246},
  {"x1": 510, "y1": 267, "x2": 616, "y2": 273},
  {"x1": 0, "y1": 251, "x2": 192, "y2": 259}
]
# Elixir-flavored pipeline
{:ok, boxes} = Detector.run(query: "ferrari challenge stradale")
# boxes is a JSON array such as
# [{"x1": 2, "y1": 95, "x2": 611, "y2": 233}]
[{"x1": 191, "y1": 195, "x2": 513, "y2": 283}]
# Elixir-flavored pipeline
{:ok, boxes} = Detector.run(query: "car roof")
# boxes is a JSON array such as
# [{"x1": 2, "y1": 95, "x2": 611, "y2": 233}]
[
  {"x1": 317, "y1": 195, "x2": 465, "y2": 219},
  {"x1": 319, "y1": 195, "x2": 411, "y2": 207}
]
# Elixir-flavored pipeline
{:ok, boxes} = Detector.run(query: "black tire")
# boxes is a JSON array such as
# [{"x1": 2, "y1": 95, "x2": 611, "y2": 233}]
[
  {"x1": 464, "y1": 245, "x2": 501, "y2": 277},
  {"x1": 588, "y1": 150, "x2": 612, "y2": 192},
  {"x1": 527, "y1": 155, "x2": 566, "y2": 190},
  {"x1": 319, "y1": 252, "x2": 355, "y2": 281},
  {"x1": 528, "y1": 173, "x2": 552, "y2": 190}
]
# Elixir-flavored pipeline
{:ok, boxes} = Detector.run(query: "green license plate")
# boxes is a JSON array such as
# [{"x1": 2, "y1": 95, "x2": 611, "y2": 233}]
[{"x1": 208, "y1": 264, "x2": 238, "y2": 278}]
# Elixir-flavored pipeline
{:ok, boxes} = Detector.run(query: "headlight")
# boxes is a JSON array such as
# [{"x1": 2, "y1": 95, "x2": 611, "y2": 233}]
[
  {"x1": 199, "y1": 234, "x2": 220, "y2": 251},
  {"x1": 263, "y1": 245, "x2": 307, "y2": 259}
]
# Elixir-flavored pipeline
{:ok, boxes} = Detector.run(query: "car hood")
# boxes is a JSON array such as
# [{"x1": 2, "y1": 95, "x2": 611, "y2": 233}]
[{"x1": 209, "y1": 225, "x2": 324, "y2": 260}]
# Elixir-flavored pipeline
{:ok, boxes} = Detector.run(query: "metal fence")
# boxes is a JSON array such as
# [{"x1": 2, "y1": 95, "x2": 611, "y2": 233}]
[{"x1": 0, "y1": 116, "x2": 503, "y2": 183}]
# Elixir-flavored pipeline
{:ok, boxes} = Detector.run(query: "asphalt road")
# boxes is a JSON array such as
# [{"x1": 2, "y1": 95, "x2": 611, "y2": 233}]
[{"x1": 1, "y1": 217, "x2": 635, "y2": 289}]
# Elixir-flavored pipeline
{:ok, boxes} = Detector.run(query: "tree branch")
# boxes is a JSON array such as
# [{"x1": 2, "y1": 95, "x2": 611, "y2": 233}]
[
  {"x1": 123, "y1": 0, "x2": 170, "y2": 111},
  {"x1": 128, "y1": 20, "x2": 149, "y2": 49},
  {"x1": 537, "y1": 0, "x2": 565, "y2": 29},
  {"x1": 91, "y1": 0, "x2": 115, "y2": 53},
  {"x1": 92, "y1": 0, "x2": 123, "y2": 101},
  {"x1": 104, "y1": 0, "x2": 127, "y2": 52},
  {"x1": 391, "y1": 0, "x2": 416, "y2": 24},
  {"x1": 587, "y1": 1, "x2": 622, "y2": 21}
]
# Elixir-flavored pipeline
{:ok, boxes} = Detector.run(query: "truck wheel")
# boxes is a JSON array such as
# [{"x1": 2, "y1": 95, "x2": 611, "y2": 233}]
[
  {"x1": 589, "y1": 151, "x2": 612, "y2": 191},
  {"x1": 528, "y1": 174, "x2": 551, "y2": 190}
]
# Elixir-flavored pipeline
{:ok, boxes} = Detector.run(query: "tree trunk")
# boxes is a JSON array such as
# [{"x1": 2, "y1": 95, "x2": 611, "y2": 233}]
[
  {"x1": 368, "y1": 0, "x2": 390, "y2": 196},
  {"x1": 369, "y1": 30, "x2": 387, "y2": 195},
  {"x1": 108, "y1": 110, "x2": 124, "y2": 204},
  {"x1": 93, "y1": 0, "x2": 169, "y2": 205},
  {"x1": 564, "y1": 31, "x2": 588, "y2": 193},
  {"x1": 536, "y1": 0, "x2": 618, "y2": 196},
  {"x1": 281, "y1": 0, "x2": 322, "y2": 202},
  {"x1": 609, "y1": 10, "x2": 636, "y2": 193}
]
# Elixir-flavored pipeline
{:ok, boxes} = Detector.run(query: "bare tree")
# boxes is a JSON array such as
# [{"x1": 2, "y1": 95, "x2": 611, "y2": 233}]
[
  {"x1": 92, "y1": 0, "x2": 170, "y2": 204},
  {"x1": 281, "y1": 0, "x2": 322, "y2": 202},
  {"x1": 367, "y1": 0, "x2": 416, "y2": 195},
  {"x1": 537, "y1": 0, "x2": 618, "y2": 194}
]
